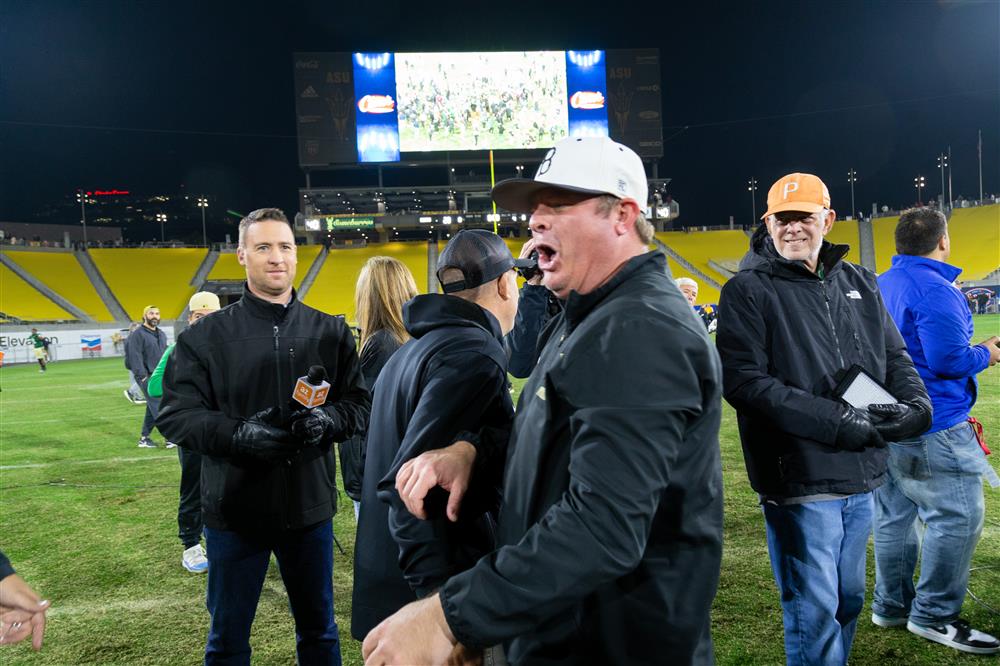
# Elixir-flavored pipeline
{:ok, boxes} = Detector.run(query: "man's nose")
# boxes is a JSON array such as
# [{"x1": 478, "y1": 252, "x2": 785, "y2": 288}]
[{"x1": 528, "y1": 209, "x2": 549, "y2": 233}]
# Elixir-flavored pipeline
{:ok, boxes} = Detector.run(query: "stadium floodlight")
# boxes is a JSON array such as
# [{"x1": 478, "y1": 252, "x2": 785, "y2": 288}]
[
  {"x1": 936, "y1": 153, "x2": 948, "y2": 204},
  {"x1": 747, "y1": 178, "x2": 758, "y2": 222},
  {"x1": 156, "y1": 213, "x2": 168, "y2": 242},
  {"x1": 913, "y1": 175, "x2": 926, "y2": 205},
  {"x1": 847, "y1": 170, "x2": 858, "y2": 220},
  {"x1": 76, "y1": 189, "x2": 89, "y2": 246},
  {"x1": 197, "y1": 197, "x2": 209, "y2": 247}
]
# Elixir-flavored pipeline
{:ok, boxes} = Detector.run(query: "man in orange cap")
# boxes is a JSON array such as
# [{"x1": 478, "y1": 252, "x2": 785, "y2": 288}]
[{"x1": 717, "y1": 173, "x2": 931, "y2": 665}]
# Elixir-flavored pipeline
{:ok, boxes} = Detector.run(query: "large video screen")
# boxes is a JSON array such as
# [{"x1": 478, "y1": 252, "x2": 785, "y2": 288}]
[{"x1": 351, "y1": 50, "x2": 610, "y2": 162}]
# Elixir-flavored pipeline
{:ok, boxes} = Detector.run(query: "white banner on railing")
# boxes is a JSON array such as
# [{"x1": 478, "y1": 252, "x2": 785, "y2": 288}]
[{"x1": 0, "y1": 326, "x2": 176, "y2": 365}]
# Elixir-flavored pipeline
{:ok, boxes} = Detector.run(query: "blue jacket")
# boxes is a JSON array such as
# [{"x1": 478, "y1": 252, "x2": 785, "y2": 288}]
[{"x1": 878, "y1": 255, "x2": 990, "y2": 433}]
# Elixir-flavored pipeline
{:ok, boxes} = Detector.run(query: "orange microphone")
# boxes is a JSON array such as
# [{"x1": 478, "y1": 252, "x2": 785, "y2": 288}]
[{"x1": 292, "y1": 365, "x2": 330, "y2": 409}]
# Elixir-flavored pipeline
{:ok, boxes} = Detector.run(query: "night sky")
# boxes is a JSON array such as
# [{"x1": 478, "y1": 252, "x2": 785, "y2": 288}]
[{"x1": 1, "y1": 0, "x2": 997, "y2": 234}]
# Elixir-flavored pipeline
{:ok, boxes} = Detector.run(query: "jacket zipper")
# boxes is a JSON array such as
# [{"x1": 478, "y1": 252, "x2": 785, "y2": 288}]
[
  {"x1": 273, "y1": 324, "x2": 291, "y2": 527},
  {"x1": 821, "y1": 281, "x2": 845, "y2": 368}
]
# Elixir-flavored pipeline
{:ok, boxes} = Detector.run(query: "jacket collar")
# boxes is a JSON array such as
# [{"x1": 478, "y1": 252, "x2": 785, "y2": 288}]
[
  {"x1": 238, "y1": 282, "x2": 298, "y2": 322},
  {"x1": 889, "y1": 254, "x2": 962, "y2": 282},
  {"x1": 740, "y1": 224, "x2": 849, "y2": 279},
  {"x1": 563, "y1": 251, "x2": 665, "y2": 330}
]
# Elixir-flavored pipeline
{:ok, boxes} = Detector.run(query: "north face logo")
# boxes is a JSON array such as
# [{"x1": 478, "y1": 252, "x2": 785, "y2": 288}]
[{"x1": 846, "y1": 290, "x2": 862, "y2": 300}]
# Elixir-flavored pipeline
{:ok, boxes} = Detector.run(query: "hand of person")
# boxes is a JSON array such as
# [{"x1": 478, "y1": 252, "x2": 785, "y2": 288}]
[
  {"x1": 519, "y1": 239, "x2": 543, "y2": 285},
  {"x1": 289, "y1": 407, "x2": 340, "y2": 448},
  {"x1": 978, "y1": 336, "x2": 1000, "y2": 367},
  {"x1": 396, "y1": 441, "x2": 477, "y2": 521},
  {"x1": 836, "y1": 406, "x2": 886, "y2": 451},
  {"x1": 231, "y1": 407, "x2": 298, "y2": 461},
  {"x1": 362, "y1": 594, "x2": 456, "y2": 666},
  {"x1": 867, "y1": 402, "x2": 932, "y2": 442},
  {"x1": 0, "y1": 574, "x2": 49, "y2": 650}
]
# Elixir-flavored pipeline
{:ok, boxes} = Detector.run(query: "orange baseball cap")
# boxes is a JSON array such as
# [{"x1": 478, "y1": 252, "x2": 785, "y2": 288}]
[{"x1": 761, "y1": 173, "x2": 831, "y2": 219}]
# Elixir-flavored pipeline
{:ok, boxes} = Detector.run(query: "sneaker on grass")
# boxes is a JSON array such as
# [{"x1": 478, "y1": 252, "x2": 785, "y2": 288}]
[
  {"x1": 165, "y1": 442, "x2": 177, "y2": 449},
  {"x1": 137, "y1": 437, "x2": 157, "y2": 448},
  {"x1": 872, "y1": 613, "x2": 908, "y2": 628},
  {"x1": 907, "y1": 619, "x2": 1000, "y2": 655},
  {"x1": 182, "y1": 544, "x2": 209, "y2": 573}
]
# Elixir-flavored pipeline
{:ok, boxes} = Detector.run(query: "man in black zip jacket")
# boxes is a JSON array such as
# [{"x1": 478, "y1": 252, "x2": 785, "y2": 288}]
[
  {"x1": 157, "y1": 208, "x2": 370, "y2": 666},
  {"x1": 716, "y1": 174, "x2": 930, "y2": 666},
  {"x1": 363, "y1": 137, "x2": 724, "y2": 666},
  {"x1": 351, "y1": 229, "x2": 524, "y2": 641}
]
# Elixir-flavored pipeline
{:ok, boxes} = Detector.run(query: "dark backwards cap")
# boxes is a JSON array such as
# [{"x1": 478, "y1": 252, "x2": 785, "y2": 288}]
[{"x1": 437, "y1": 229, "x2": 533, "y2": 294}]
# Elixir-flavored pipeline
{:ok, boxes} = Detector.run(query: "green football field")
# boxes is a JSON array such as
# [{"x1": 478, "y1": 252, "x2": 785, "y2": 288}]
[{"x1": 1, "y1": 315, "x2": 998, "y2": 664}]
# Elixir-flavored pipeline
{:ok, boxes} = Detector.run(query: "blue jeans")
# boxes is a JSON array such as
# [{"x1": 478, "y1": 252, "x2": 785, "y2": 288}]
[
  {"x1": 204, "y1": 520, "x2": 341, "y2": 666},
  {"x1": 763, "y1": 493, "x2": 873, "y2": 666},
  {"x1": 873, "y1": 421, "x2": 994, "y2": 627}
]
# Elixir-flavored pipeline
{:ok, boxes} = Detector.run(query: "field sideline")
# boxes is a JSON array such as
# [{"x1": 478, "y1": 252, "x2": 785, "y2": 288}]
[{"x1": 1, "y1": 314, "x2": 998, "y2": 664}]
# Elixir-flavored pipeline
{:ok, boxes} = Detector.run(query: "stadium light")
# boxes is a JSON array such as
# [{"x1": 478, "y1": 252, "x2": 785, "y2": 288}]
[
  {"x1": 156, "y1": 213, "x2": 167, "y2": 242},
  {"x1": 197, "y1": 197, "x2": 209, "y2": 247},
  {"x1": 847, "y1": 170, "x2": 858, "y2": 219},
  {"x1": 76, "y1": 189, "x2": 89, "y2": 247},
  {"x1": 747, "y1": 178, "x2": 758, "y2": 223},
  {"x1": 913, "y1": 175, "x2": 926, "y2": 205},
  {"x1": 936, "y1": 153, "x2": 948, "y2": 204}
]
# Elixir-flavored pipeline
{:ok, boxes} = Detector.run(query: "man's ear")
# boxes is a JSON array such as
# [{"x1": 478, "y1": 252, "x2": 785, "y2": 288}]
[
  {"x1": 497, "y1": 271, "x2": 515, "y2": 301},
  {"x1": 821, "y1": 209, "x2": 836, "y2": 236},
  {"x1": 615, "y1": 199, "x2": 640, "y2": 237},
  {"x1": 236, "y1": 246, "x2": 246, "y2": 266}
]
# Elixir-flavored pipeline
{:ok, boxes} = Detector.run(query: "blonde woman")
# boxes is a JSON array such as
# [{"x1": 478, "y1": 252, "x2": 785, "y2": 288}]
[{"x1": 340, "y1": 256, "x2": 418, "y2": 517}]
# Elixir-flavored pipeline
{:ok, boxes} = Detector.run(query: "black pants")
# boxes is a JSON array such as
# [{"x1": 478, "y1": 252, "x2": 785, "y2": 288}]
[
  {"x1": 178, "y1": 447, "x2": 203, "y2": 548},
  {"x1": 139, "y1": 380, "x2": 160, "y2": 438}
]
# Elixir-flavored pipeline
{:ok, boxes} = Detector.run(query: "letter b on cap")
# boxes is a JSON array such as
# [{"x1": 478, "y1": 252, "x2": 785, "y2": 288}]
[{"x1": 782, "y1": 182, "x2": 799, "y2": 200}]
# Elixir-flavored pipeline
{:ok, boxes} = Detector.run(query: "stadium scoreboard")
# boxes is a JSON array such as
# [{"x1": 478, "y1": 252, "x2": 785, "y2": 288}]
[{"x1": 294, "y1": 49, "x2": 662, "y2": 166}]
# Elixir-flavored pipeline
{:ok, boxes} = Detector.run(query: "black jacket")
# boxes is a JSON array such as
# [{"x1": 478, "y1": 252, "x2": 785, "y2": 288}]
[
  {"x1": 339, "y1": 329, "x2": 403, "y2": 501},
  {"x1": 506, "y1": 283, "x2": 561, "y2": 378},
  {"x1": 156, "y1": 285, "x2": 370, "y2": 532},
  {"x1": 440, "y1": 252, "x2": 724, "y2": 665},
  {"x1": 351, "y1": 294, "x2": 513, "y2": 639},
  {"x1": 717, "y1": 226, "x2": 927, "y2": 498},
  {"x1": 126, "y1": 325, "x2": 167, "y2": 379}
]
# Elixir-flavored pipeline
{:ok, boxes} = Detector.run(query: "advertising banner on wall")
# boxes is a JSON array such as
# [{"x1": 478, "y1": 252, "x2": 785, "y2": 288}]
[{"x1": 0, "y1": 326, "x2": 175, "y2": 364}]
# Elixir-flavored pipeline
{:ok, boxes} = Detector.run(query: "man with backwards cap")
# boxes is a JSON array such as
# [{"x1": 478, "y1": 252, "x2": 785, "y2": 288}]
[
  {"x1": 351, "y1": 229, "x2": 525, "y2": 644},
  {"x1": 363, "y1": 136, "x2": 724, "y2": 665},
  {"x1": 147, "y1": 290, "x2": 222, "y2": 574},
  {"x1": 128, "y1": 304, "x2": 169, "y2": 448},
  {"x1": 716, "y1": 174, "x2": 930, "y2": 665}
]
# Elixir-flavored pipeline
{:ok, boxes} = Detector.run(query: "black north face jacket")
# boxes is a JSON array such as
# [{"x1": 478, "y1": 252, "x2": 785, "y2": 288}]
[
  {"x1": 440, "y1": 252, "x2": 724, "y2": 665},
  {"x1": 351, "y1": 294, "x2": 513, "y2": 639},
  {"x1": 717, "y1": 226, "x2": 927, "y2": 498},
  {"x1": 157, "y1": 285, "x2": 370, "y2": 532}
]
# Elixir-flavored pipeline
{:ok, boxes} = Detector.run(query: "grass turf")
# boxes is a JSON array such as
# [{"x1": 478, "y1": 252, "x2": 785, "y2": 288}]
[{"x1": 0, "y1": 313, "x2": 997, "y2": 664}]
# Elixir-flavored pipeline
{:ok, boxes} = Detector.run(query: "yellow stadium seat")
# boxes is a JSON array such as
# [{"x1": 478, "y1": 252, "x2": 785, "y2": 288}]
[
  {"x1": 89, "y1": 249, "x2": 207, "y2": 320},
  {"x1": 0, "y1": 263, "x2": 75, "y2": 321},
  {"x1": 947, "y1": 205, "x2": 1000, "y2": 280},
  {"x1": 303, "y1": 242, "x2": 430, "y2": 323},
  {"x1": 871, "y1": 216, "x2": 900, "y2": 274},
  {"x1": 4, "y1": 251, "x2": 114, "y2": 321},
  {"x1": 655, "y1": 230, "x2": 750, "y2": 286},
  {"x1": 825, "y1": 220, "x2": 862, "y2": 265}
]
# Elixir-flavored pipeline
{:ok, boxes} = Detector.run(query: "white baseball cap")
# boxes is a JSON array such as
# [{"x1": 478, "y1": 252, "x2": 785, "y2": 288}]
[{"x1": 492, "y1": 136, "x2": 648, "y2": 214}]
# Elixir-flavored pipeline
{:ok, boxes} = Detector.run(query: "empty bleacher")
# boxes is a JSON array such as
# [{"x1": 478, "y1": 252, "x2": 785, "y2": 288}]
[
  {"x1": 89, "y1": 248, "x2": 207, "y2": 320},
  {"x1": 655, "y1": 231, "x2": 749, "y2": 286},
  {"x1": 4, "y1": 251, "x2": 114, "y2": 321},
  {"x1": 948, "y1": 205, "x2": 1000, "y2": 280},
  {"x1": 303, "y1": 242, "x2": 430, "y2": 322},
  {"x1": 0, "y1": 263, "x2": 75, "y2": 321},
  {"x1": 825, "y1": 220, "x2": 861, "y2": 265}
]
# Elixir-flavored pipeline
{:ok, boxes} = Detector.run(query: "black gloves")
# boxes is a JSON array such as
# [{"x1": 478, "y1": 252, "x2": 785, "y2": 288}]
[
  {"x1": 232, "y1": 407, "x2": 298, "y2": 461},
  {"x1": 836, "y1": 406, "x2": 886, "y2": 451},
  {"x1": 867, "y1": 402, "x2": 932, "y2": 442},
  {"x1": 290, "y1": 407, "x2": 341, "y2": 448}
]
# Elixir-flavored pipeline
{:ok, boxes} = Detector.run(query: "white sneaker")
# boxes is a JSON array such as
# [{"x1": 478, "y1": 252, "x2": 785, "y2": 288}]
[
  {"x1": 137, "y1": 437, "x2": 157, "y2": 448},
  {"x1": 872, "y1": 612, "x2": 908, "y2": 628},
  {"x1": 165, "y1": 442, "x2": 177, "y2": 449},
  {"x1": 182, "y1": 544, "x2": 209, "y2": 573},
  {"x1": 908, "y1": 618, "x2": 1000, "y2": 655}
]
